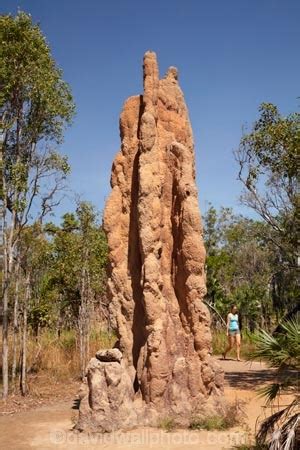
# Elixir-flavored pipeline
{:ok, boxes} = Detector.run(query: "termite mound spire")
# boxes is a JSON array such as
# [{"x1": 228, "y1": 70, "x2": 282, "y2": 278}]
[{"x1": 76, "y1": 51, "x2": 224, "y2": 432}]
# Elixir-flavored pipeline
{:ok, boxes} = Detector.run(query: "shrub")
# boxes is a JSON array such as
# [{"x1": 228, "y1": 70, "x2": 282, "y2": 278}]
[
  {"x1": 249, "y1": 317, "x2": 300, "y2": 450},
  {"x1": 190, "y1": 400, "x2": 245, "y2": 431},
  {"x1": 158, "y1": 417, "x2": 176, "y2": 432}
]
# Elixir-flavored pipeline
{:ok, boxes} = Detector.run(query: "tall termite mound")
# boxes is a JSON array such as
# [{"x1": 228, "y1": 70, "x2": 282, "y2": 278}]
[{"x1": 76, "y1": 52, "x2": 223, "y2": 433}]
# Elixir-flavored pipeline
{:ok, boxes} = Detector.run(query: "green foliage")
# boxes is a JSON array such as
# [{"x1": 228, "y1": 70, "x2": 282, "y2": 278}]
[
  {"x1": 44, "y1": 151, "x2": 71, "y2": 175},
  {"x1": 190, "y1": 401, "x2": 242, "y2": 430},
  {"x1": 0, "y1": 11, "x2": 75, "y2": 221},
  {"x1": 189, "y1": 415, "x2": 226, "y2": 430},
  {"x1": 15, "y1": 202, "x2": 108, "y2": 333},
  {"x1": 28, "y1": 302, "x2": 53, "y2": 332},
  {"x1": 204, "y1": 199, "x2": 298, "y2": 329},
  {"x1": 43, "y1": 202, "x2": 108, "y2": 326},
  {"x1": 204, "y1": 205, "x2": 273, "y2": 330},
  {"x1": 236, "y1": 103, "x2": 299, "y2": 314},
  {"x1": 158, "y1": 417, "x2": 176, "y2": 432},
  {"x1": 240, "y1": 103, "x2": 298, "y2": 189},
  {"x1": 249, "y1": 318, "x2": 300, "y2": 449},
  {"x1": 57, "y1": 330, "x2": 77, "y2": 351},
  {"x1": 249, "y1": 317, "x2": 299, "y2": 374},
  {"x1": 89, "y1": 328, "x2": 117, "y2": 349},
  {"x1": 0, "y1": 11, "x2": 74, "y2": 141}
]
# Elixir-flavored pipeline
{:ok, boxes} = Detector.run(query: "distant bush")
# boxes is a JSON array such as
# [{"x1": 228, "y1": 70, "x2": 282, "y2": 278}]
[{"x1": 158, "y1": 417, "x2": 177, "y2": 432}]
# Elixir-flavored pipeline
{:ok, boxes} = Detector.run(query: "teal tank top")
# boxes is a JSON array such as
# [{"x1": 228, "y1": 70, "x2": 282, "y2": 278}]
[{"x1": 229, "y1": 313, "x2": 239, "y2": 331}]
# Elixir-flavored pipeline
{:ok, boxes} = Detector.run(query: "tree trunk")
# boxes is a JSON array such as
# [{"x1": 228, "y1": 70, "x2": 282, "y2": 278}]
[
  {"x1": 79, "y1": 266, "x2": 86, "y2": 379},
  {"x1": 1, "y1": 142, "x2": 9, "y2": 399},
  {"x1": 20, "y1": 272, "x2": 30, "y2": 396},
  {"x1": 1, "y1": 113, "x2": 21, "y2": 398},
  {"x1": 1, "y1": 193, "x2": 18, "y2": 397},
  {"x1": 2, "y1": 213, "x2": 18, "y2": 397},
  {"x1": 79, "y1": 262, "x2": 91, "y2": 379},
  {"x1": 2, "y1": 247, "x2": 9, "y2": 399},
  {"x1": 1, "y1": 134, "x2": 7, "y2": 398},
  {"x1": 85, "y1": 271, "x2": 91, "y2": 367},
  {"x1": 12, "y1": 259, "x2": 21, "y2": 384}
]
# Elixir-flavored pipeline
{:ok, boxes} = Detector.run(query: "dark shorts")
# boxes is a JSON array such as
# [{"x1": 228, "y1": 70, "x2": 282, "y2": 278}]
[{"x1": 229, "y1": 329, "x2": 240, "y2": 336}]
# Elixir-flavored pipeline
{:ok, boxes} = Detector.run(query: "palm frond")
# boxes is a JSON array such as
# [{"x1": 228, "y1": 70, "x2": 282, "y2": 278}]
[
  {"x1": 257, "y1": 409, "x2": 286, "y2": 445},
  {"x1": 282, "y1": 413, "x2": 300, "y2": 450},
  {"x1": 270, "y1": 429, "x2": 282, "y2": 450},
  {"x1": 257, "y1": 383, "x2": 281, "y2": 404},
  {"x1": 252, "y1": 319, "x2": 300, "y2": 449},
  {"x1": 249, "y1": 319, "x2": 300, "y2": 369},
  {"x1": 249, "y1": 330, "x2": 282, "y2": 362},
  {"x1": 257, "y1": 400, "x2": 300, "y2": 448},
  {"x1": 280, "y1": 316, "x2": 300, "y2": 343},
  {"x1": 257, "y1": 379, "x2": 298, "y2": 405}
]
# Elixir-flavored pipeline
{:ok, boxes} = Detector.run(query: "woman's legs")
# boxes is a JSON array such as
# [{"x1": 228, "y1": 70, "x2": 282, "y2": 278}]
[
  {"x1": 223, "y1": 334, "x2": 234, "y2": 359},
  {"x1": 235, "y1": 333, "x2": 241, "y2": 361}
]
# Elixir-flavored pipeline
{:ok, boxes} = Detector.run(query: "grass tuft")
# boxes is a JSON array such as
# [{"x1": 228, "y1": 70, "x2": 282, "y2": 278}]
[
  {"x1": 190, "y1": 400, "x2": 245, "y2": 431},
  {"x1": 158, "y1": 417, "x2": 177, "y2": 432},
  {"x1": 189, "y1": 415, "x2": 227, "y2": 430}
]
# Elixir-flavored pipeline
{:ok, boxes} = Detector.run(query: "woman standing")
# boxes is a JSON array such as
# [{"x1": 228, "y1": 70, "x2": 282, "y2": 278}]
[{"x1": 223, "y1": 304, "x2": 241, "y2": 361}]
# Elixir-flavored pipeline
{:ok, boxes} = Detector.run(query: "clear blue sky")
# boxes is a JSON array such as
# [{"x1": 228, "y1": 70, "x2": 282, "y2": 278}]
[{"x1": 2, "y1": 0, "x2": 299, "y2": 220}]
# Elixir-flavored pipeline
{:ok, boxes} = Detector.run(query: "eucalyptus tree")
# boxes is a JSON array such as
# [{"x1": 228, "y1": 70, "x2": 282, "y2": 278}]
[
  {"x1": 235, "y1": 103, "x2": 299, "y2": 314},
  {"x1": 0, "y1": 12, "x2": 74, "y2": 397},
  {"x1": 203, "y1": 206, "x2": 274, "y2": 329},
  {"x1": 46, "y1": 203, "x2": 108, "y2": 377}
]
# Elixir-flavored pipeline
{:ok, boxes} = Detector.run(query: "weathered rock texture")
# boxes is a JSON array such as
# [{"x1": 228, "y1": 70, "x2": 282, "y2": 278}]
[
  {"x1": 77, "y1": 350, "x2": 139, "y2": 432},
  {"x1": 77, "y1": 51, "x2": 223, "y2": 432}
]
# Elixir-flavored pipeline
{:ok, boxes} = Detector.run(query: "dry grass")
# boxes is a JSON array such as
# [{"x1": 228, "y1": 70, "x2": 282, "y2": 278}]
[
  {"x1": 190, "y1": 399, "x2": 246, "y2": 431},
  {"x1": 0, "y1": 326, "x2": 116, "y2": 413},
  {"x1": 23, "y1": 327, "x2": 116, "y2": 380},
  {"x1": 0, "y1": 326, "x2": 117, "y2": 400},
  {"x1": 212, "y1": 329, "x2": 257, "y2": 358}
]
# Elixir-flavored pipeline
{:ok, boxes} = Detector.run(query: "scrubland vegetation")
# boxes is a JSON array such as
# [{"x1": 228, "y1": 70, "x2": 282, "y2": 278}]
[{"x1": 0, "y1": 11, "x2": 298, "y2": 449}]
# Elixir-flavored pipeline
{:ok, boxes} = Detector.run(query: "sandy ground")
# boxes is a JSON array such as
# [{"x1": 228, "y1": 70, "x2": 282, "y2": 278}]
[{"x1": 0, "y1": 359, "x2": 276, "y2": 450}]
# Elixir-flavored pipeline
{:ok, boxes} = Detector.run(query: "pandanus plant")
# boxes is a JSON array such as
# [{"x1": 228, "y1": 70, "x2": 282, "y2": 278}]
[{"x1": 249, "y1": 316, "x2": 299, "y2": 449}]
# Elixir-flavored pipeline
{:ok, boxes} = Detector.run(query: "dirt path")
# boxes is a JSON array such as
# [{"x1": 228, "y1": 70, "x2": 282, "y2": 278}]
[{"x1": 0, "y1": 359, "x2": 274, "y2": 450}]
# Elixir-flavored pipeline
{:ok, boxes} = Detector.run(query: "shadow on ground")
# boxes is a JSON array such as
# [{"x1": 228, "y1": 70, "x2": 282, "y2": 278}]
[
  {"x1": 218, "y1": 359, "x2": 297, "y2": 390},
  {"x1": 225, "y1": 369, "x2": 275, "y2": 389}
]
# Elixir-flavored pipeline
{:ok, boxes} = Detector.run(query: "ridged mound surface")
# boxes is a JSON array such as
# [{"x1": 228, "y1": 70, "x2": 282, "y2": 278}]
[{"x1": 77, "y1": 52, "x2": 224, "y2": 432}]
